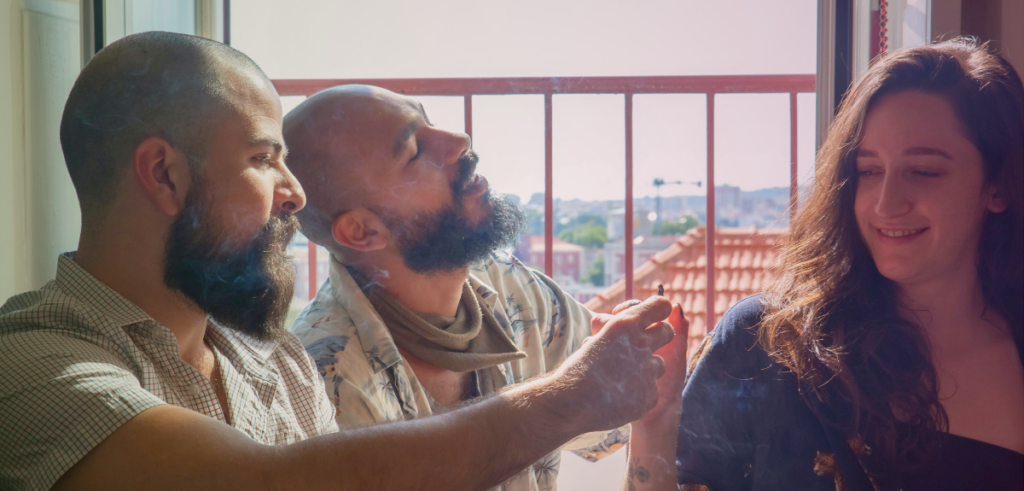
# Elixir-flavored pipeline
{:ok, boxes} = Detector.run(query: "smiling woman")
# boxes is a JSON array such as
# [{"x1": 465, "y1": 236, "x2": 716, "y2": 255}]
[{"x1": 676, "y1": 38, "x2": 1023, "y2": 491}]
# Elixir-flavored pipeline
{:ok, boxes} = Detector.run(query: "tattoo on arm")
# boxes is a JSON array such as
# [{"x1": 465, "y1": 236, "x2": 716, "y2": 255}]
[{"x1": 627, "y1": 456, "x2": 651, "y2": 491}]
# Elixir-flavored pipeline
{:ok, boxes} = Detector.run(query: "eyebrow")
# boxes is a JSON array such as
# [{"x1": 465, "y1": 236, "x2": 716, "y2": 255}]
[
  {"x1": 418, "y1": 102, "x2": 432, "y2": 126},
  {"x1": 903, "y1": 146, "x2": 953, "y2": 159},
  {"x1": 250, "y1": 137, "x2": 287, "y2": 158},
  {"x1": 392, "y1": 120, "x2": 421, "y2": 158},
  {"x1": 854, "y1": 147, "x2": 953, "y2": 160}
]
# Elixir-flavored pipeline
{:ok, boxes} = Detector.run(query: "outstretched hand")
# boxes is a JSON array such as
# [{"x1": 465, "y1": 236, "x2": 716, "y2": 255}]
[{"x1": 554, "y1": 296, "x2": 674, "y2": 433}]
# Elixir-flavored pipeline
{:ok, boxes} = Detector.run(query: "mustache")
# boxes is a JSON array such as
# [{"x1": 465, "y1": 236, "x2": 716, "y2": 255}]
[
  {"x1": 257, "y1": 212, "x2": 301, "y2": 254},
  {"x1": 453, "y1": 150, "x2": 480, "y2": 193}
]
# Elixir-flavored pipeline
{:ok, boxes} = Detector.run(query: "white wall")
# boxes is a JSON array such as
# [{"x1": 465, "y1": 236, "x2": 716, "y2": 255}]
[
  {"x1": 0, "y1": 0, "x2": 30, "y2": 301},
  {"x1": 0, "y1": 0, "x2": 81, "y2": 301}
]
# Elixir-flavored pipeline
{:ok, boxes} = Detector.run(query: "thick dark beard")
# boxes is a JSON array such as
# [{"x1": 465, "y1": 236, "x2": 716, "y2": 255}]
[
  {"x1": 375, "y1": 153, "x2": 527, "y2": 274},
  {"x1": 164, "y1": 178, "x2": 299, "y2": 341}
]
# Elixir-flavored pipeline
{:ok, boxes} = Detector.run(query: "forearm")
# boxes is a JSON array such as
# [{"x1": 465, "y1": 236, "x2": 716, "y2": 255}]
[
  {"x1": 56, "y1": 378, "x2": 586, "y2": 491},
  {"x1": 620, "y1": 401, "x2": 682, "y2": 491},
  {"x1": 281, "y1": 374, "x2": 582, "y2": 490}
]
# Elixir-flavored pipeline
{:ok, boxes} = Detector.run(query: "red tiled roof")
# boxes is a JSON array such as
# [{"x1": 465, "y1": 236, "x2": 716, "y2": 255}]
[{"x1": 584, "y1": 226, "x2": 786, "y2": 355}]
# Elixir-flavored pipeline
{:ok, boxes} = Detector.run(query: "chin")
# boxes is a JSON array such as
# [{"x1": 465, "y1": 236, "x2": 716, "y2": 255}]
[{"x1": 874, "y1": 260, "x2": 928, "y2": 285}]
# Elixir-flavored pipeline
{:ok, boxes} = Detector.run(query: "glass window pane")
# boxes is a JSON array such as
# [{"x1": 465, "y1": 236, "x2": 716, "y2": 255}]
[
  {"x1": 714, "y1": 93, "x2": 792, "y2": 228},
  {"x1": 552, "y1": 94, "x2": 623, "y2": 292},
  {"x1": 471, "y1": 95, "x2": 545, "y2": 270},
  {"x1": 131, "y1": 0, "x2": 195, "y2": 35}
]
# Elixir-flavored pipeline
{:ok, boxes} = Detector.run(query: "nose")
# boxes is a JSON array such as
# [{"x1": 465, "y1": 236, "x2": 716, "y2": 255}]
[
  {"x1": 442, "y1": 130, "x2": 472, "y2": 168},
  {"x1": 275, "y1": 165, "x2": 307, "y2": 214},
  {"x1": 874, "y1": 172, "x2": 911, "y2": 218}
]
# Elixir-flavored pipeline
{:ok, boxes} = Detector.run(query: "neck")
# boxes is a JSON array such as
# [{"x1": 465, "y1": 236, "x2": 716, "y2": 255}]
[
  {"x1": 347, "y1": 254, "x2": 468, "y2": 317},
  {"x1": 75, "y1": 220, "x2": 210, "y2": 362},
  {"x1": 895, "y1": 263, "x2": 999, "y2": 351}
]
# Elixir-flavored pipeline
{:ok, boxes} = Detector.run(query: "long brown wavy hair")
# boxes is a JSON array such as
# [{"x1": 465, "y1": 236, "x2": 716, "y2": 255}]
[{"x1": 760, "y1": 38, "x2": 1023, "y2": 473}]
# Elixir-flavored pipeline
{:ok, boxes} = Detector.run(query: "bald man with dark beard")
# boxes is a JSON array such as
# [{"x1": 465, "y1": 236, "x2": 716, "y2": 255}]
[
  {"x1": 0, "y1": 34, "x2": 680, "y2": 491},
  {"x1": 283, "y1": 85, "x2": 690, "y2": 491}
]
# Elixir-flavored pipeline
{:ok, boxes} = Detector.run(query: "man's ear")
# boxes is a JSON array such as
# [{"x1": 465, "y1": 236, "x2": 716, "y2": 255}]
[
  {"x1": 331, "y1": 209, "x2": 389, "y2": 252},
  {"x1": 133, "y1": 137, "x2": 193, "y2": 216}
]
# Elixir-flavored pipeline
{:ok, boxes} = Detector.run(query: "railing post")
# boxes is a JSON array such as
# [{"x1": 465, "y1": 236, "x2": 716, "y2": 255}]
[
  {"x1": 223, "y1": 0, "x2": 231, "y2": 45},
  {"x1": 624, "y1": 93, "x2": 634, "y2": 299},
  {"x1": 705, "y1": 93, "x2": 716, "y2": 333},
  {"x1": 308, "y1": 240, "x2": 317, "y2": 301},
  {"x1": 544, "y1": 94, "x2": 554, "y2": 278},
  {"x1": 790, "y1": 92, "x2": 798, "y2": 221},
  {"x1": 464, "y1": 94, "x2": 473, "y2": 138}
]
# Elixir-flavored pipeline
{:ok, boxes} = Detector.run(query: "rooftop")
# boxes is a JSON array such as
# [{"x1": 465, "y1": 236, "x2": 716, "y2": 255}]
[{"x1": 585, "y1": 226, "x2": 786, "y2": 356}]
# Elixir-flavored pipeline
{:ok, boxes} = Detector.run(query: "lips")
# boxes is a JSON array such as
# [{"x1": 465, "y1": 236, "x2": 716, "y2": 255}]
[
  {"x1": 875, "y1": 227, "x2": 928, "y2": 241},
  {"x1": 463, "y1": 174, "x2": 488, "y2": 197}
]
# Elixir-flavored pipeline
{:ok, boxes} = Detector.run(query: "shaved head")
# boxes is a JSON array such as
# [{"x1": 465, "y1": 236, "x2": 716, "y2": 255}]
[
  {"x1": 284, "y1": 85, "x2": 526, "y2": 272},
  {"x1": 60, "y1": 31, "x2": 270, "y2": 219},
  {"x1": 283, "y1": 85, "x2": 410, "y2": 253}
]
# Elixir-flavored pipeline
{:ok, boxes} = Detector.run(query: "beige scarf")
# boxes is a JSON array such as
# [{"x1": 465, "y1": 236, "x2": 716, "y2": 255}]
[{"x1": 350, "y1": 267, "x2": 526, "y2": 373}]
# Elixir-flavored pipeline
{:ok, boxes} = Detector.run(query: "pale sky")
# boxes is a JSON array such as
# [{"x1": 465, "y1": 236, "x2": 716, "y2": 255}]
[{"x1": 236, "y1": 0, "x2": 819, "y2": 202}]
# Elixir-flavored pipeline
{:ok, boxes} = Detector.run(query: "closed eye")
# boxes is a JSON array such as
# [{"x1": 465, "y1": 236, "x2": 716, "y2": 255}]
[{"x1": 409, "y1": 141, "x2": 423, "y2": 163}]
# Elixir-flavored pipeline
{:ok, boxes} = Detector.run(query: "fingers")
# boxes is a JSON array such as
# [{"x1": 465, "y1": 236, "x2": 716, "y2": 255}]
[
  {"x1": 590, "y1": 313, "x2": 613, "y2": 336},
  {"x1": 607, "y1": 296, "x2": 672, "y2": 334},
  {"x1": 611, "y1": 299, "x2": 641, "y2": 315},
  {"x1": 648, "y1": 354, "x2": 667, "y2": 380},
  {"x1": 643, "y1": 356, "x2": 666, "y2": 410},
  {"x1": 638, "y1": 321, "x2": 674, "y2": 353},
  {"x1": 656, "y1": 304, "x2": 689, "y2": 365},
  {"x1": 668, "y1": 304, "x2": 688, "y2": 334}
]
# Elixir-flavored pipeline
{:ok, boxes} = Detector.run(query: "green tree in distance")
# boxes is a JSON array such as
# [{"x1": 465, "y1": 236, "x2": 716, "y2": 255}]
[
  {"x1": 657, "y1": 215, "x2": 699, "y2": 236},
  {"x1": 558, "y1": 222, "x2": 607, "y2": 249},
  {"x1": 587, "y1": 256, "x2": 605, "y2": 286}
]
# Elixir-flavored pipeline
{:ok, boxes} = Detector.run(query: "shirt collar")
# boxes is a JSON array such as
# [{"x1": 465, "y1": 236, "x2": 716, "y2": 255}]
[
  {"x1": 55, "y1": 252, "x2": 154, "y2": 328},
  {"x1": 328, "y1": 256, "x2": 404, "y2": 374},
  {"x1": 325, "y1": 256, "x2": 503, "y2": 375}
]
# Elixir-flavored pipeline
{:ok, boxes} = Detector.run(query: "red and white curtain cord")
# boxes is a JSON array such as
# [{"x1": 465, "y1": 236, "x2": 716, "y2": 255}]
[{"x1": 878, "y1": 0, "x2": 889, "y2": 54}]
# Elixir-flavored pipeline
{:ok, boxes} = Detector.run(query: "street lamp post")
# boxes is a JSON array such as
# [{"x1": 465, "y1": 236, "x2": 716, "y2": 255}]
[{"x1": 653, "y1": 178, "x2": 702, "y2": 235}]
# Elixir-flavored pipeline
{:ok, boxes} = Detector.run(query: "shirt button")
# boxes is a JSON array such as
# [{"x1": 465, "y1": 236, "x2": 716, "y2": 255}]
[{"x1": 188, "y1": 384, "x2": 202, "y2": 397}]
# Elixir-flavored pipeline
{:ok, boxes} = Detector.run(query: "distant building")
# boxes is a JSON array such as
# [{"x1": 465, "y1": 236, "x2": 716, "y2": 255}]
[
  {"x1": 606, "y1": 207, "x2": 653, "y2": 241},
  {"x1": 515, "y1": 234, "x2": 585, "y2": 283},
  {"x1": 602, "y1": 235, "x2": 678, "y2": 287},
  {"x1": 586, "y1": 227, "x2": 786, "y2": 358},
  {"x1": 715, "y1": 184, "x2": 741, "y2": 211}
]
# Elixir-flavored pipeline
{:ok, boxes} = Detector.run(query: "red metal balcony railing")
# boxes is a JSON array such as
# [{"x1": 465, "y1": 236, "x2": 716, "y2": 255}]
[{"x1": 275, "y1": 75, "x2": 815, "y2": 333}]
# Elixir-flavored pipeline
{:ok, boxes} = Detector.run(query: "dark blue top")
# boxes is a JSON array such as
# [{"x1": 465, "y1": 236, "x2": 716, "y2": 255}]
[{"x1": 676, "y1": 296, "x2": 1024, "y2": 491}]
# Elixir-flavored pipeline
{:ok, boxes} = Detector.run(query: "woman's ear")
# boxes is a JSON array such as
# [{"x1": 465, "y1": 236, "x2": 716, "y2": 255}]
[
  {"x1": 133, "y1": 137, "x2": 193, "y2": 216},
  {"x1": 984, "y1": 183, "x2": 1008, "y2": 213},
  {"x1": 331, "y1": 209, "x2": 389, "y2": 252}
]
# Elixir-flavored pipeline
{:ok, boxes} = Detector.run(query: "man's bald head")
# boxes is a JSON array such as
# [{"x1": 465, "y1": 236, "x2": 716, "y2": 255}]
[
  {"x1": 60, "y1": 31, "x2": 270, "y2": 219},
  {"x1": 285, "y1": 84, "x2": 525, "y2": 272},
  {"x1": 283, "y1": 85, "x2": 410, "y2": 253}
]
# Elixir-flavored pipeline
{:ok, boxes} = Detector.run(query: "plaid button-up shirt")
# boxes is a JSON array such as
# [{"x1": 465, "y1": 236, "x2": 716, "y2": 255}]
[{"x1": 0, "y1": 253, "x2": 339, "y2": 491}]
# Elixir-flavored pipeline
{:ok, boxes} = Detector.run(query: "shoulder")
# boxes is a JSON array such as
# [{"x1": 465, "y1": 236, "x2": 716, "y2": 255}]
[
  {"x1": 708, "y1": 295, "x2": 766, "y2": 351},
  {"x1": 289, "y1": 284, "x2": 358, "y2": 354},
  {"x1": 1, "y1": 284, "x2": 103, "y2": 337},
  {"x1": 688, "y1": 295, "x2": 770, "y2": 381},
  {"x1": 1, "y1": 289, "x2": 136, "y2": 386}
]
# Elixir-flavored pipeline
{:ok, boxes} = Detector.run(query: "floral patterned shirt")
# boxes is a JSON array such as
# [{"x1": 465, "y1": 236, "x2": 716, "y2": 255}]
[{"x1": 290, "y1": 251, "x2": 629, "y2": 491}]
